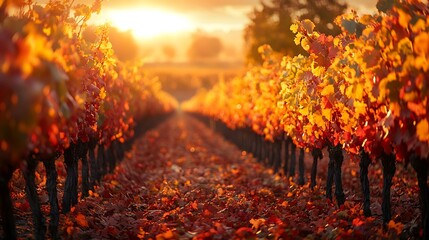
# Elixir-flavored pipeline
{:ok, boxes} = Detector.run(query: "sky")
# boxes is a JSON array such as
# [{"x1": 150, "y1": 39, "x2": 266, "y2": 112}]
[{"x1": 85, "y1": 0, "x2": 377, "y2": 39}]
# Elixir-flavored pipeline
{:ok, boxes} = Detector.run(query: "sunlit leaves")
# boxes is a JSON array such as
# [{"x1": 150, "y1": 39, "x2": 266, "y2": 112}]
[
  {"x1": 1, "y1": 0, "x2": 178, "y2": 166},
  {"x1": 184, "y1": 0, "x2": 429, "y2": 159}
]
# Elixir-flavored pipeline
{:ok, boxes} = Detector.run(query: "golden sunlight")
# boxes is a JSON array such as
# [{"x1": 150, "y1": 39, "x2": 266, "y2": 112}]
[{"x1": 105, "y1": 8, "x2": 193, "y2": 39}]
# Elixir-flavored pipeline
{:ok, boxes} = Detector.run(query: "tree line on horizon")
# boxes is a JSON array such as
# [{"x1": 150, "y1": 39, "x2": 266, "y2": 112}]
[{"x1": 83, "y1": 0, "x2": 348, "y2": 64}]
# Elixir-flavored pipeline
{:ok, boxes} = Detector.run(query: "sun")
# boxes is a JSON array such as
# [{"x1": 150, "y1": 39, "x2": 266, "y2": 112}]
[{"x1": 104, "y1": 8, "x2": 193, "y2": 39}]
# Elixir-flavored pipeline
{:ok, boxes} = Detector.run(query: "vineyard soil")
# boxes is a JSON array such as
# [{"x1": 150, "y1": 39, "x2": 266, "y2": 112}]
[{"x1": 4, "y1": 113, "x2": 423, "y2": 239}]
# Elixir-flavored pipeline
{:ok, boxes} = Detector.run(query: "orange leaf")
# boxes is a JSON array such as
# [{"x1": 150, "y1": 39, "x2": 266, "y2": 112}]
[
  {"x1": 217, "y1": 187, "x2": 224, "y2": 196},
  {"x1": 75, "y1": 213, "x2": 89, "y2": 228},
  {"x1": 414, "y1": 32, "x2": 429, "y2": 56},
  {"x1": 156, "y1": 230, "x2": 174, "y2": 240},
  {"x1": 250, "y1": 218, "x2": 266, "y2": 230},
  {"x1": 66, "y1": 226, "x2": 74, "y2": 235},
  {"x1": 280, "y1": 201, "x2": 289, "y2": 207},
  {"x1": 99, "y1": 87, "x2": 107, "y2": 100},
  {"x1": 352, "y1": 217, "x2": 364, "y2": 227},
  {"x1": 397, "y1": 9, "x2": 411, "y2": 29},
  {"x1": 137, "y1": 227, "x2": 146, "y2": 239},
  {"x1": 387, "y1": 220, "x2": 404, "y2": 235},
  {"x1": 191, "y1": 201, "x2": 198, "y2": 210},
  {"x1": 416, "y1": 119, "x2": 429, "y2": 142}
]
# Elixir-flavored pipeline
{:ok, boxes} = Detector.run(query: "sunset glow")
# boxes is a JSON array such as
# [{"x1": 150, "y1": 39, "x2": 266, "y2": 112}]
[{"x1": 104, "y1": 8, "x2": 193, "y2": 39}]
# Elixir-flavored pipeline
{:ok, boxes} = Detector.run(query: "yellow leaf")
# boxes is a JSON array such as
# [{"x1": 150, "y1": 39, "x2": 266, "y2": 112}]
[
  {"x1": 353, "y1": 101, "x2": 367, "y2": 115},
  {"x1": 290, "y1": 23, "x2": 299, "y2": 33},
  {"x1": 354, "y1": 84, "x2": 364, "y2": 100},
  {"x1": 304, "y1": 124, "x2": 313, "y2": 136},
  {"x1": 416, "y1": 119, "x2": 429, "y2": 142},
  {"x1": 341, "y1": 111, "x2": 350, "y2": 123},
  {"x1": 415, "y1": 56, "x2": 429, "y2": 71},
  {"x1": 301, "y1": 38, "x2": 310, "y2": 51},
  {"x1": 99, "y1": 87, "x2": 107, "y2": 100},
  {"x1": 411, "y1": 18, "x2": 426, "y2": 33},
  {"x1": 312, "y1": 66, "x2": 323, "y2": 77},
  {"x1": 334, "y1": 37, "x2": 340, "y2": 46},
  {"x1": 321, "y1": 85, "x2": 334, "y2": 96},
  {"x1": 313, "y1": 113, "x2": 325, "y2": 130},
  {"x1": 294, "y1": 33, "x2": 303, "y2": 45},
  {"x1": 299, "y1": 106, "x2": 309, "y2": 115},
  {"x1": 340, "y1": 84, "x2": 345, "y2": 95},
  {"x1": 322, "y1": 108, "x2": 332, "y2": 120}
]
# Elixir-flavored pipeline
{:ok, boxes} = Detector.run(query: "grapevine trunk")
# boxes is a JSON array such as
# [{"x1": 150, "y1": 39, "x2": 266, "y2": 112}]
[
  {"x1": 310, "y1": 148, "x2": 322, "y2": 190},
  {"x1": 23, "y1": 154, "x2": 46, "y2": 240},
  {"x1": 381, "y1": 153, "x2": 396, "y2": 224},
  {"x1": 290, "y1": 143, "x2": 296, "y2": 177},
  {"x1": 0, "y1": 168, "x2": 16, "y2": 240},
  {"x1": 359, "y1": 150, "x2": 371, "y2": 217},
  {"x1": 410, "y1": 155, "x2": 429, "y2": 239},
  {"x1": 42, "y1": 155, "x2": 60, "y2": 239},
  {"x1": 283, "y1": 139, "x2": 290, "y2": 176},
  {"x1": 298, "y1": 148, "x2": 305, "y2": 186}
]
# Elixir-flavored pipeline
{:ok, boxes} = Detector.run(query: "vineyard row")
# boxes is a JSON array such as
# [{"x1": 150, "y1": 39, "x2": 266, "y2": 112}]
[
  {"x1": 183, "y1": 0, "x2": 429, "y2": 238},
  {"x1": 0, "y1": 1, "x2": 177, "y2": 239}
]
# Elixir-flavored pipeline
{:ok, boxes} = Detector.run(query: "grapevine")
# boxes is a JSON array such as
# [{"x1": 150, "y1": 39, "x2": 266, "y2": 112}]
[
  {"x1": 0, "y1": 0, "x2": 177, "y2": 238},
  {"x1": 183, "y1": 0, "x2": 429, "y2": 237}
]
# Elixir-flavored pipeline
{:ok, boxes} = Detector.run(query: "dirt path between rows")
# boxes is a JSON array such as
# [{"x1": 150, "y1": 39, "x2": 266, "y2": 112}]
[{"x1": 9, "y1": 113, "x2": 420, "y2": 239}]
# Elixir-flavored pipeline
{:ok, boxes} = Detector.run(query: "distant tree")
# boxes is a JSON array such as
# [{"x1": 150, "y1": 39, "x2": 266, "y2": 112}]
[
  {"x1": 83, "y1": 26, "x2": 139, "y2": 62},
  {"x1": 244, "y1": 0, "x2": 347, "y2": 64},
  {"x1": 298, "y1": 0, "x2": 348, "y2": 36},
  {"x1": 162, "y1": 44, "x2": 176, "y2": 61},
  {"x1": 108, "y1": 28, "x2": 139, "y2": 62},
  {"x1": 187, "y1": 32, "x2": 223, "y2": 62}
]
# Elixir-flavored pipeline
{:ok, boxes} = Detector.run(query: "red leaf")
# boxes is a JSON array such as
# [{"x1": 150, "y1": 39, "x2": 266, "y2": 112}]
[{"x1": 235, "y1": 227, "x2": 255, "y2": 238}]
